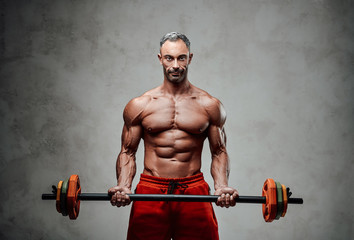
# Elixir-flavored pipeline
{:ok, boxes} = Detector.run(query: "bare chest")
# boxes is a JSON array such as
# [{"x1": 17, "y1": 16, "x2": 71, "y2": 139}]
[{"x1": 141, "y1": 97, "x2": 209, "y2": 134}]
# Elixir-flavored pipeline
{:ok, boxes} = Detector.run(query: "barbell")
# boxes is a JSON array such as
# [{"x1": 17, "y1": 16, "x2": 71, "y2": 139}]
[{"x1": 41, "y1": 174, "x2": 303, "y2": 222}]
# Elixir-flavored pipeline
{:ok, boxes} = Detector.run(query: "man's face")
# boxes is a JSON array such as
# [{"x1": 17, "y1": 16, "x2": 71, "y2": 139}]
[{"x1": 158, "y1": 39, "x2": 193, "y2": 84}]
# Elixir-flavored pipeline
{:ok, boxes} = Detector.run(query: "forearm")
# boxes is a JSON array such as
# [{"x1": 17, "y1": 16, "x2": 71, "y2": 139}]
[
  {"x1": 211, "y1": 151, "x2": 230, "y2": 190},
  {"x1": 116, "y1": 152, "x2": 136, "y2": 189}
]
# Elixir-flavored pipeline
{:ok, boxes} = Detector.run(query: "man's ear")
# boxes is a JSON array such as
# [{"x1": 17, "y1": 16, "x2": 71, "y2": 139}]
[
  {"x1": 188, "y1": 53, "x2": 193, "y2": 64},
  {"x1": 158, "y1": 53, "x2": 162, "y2": 65}
]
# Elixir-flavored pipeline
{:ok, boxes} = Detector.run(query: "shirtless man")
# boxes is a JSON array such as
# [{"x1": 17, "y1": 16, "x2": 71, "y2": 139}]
[{"x1": 108, "y1": 32, "x2": 238, "y2": 240}]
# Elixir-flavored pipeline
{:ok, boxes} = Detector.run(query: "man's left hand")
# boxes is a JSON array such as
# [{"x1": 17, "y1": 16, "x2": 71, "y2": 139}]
[{"x1": 214, "y1": 187, "x2": 239, "y2": 208}]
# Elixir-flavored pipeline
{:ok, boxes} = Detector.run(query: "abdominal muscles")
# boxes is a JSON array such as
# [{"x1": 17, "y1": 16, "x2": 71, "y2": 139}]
[{"x1": 143, "y1": 129, "x2": 206, "y2": 177}]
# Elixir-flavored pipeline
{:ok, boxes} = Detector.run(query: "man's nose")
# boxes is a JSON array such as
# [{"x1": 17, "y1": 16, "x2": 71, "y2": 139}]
[{"x1": 172, "y1": 59, "x2": 179, "y2": 69}]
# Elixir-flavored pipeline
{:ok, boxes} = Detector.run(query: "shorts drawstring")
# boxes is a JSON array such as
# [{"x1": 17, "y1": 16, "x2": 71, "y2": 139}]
[{"x1": 167, "y1": 181, "x2": 188, "y2": 194}]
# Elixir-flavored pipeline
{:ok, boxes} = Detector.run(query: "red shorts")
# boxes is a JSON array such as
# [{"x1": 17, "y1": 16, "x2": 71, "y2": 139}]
[{"x1": 127, "y1": 173, "x2": 219, "y2": 240}]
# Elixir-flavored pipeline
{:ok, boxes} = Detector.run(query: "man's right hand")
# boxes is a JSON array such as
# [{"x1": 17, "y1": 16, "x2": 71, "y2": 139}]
[{"x1": 108, "y1": 186, "x2": 132, "y2": 207}]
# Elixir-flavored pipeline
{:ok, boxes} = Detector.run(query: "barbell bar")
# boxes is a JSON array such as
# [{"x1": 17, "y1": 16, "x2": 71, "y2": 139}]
[
  {"x1": 41, "y1": 175, "x2": 303, "y2": 222},
  {"x1": 42, "y1": 193, "x2": 303, "y2": 204}
]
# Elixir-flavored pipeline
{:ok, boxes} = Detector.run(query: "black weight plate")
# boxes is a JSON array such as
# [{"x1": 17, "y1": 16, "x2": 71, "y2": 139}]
[
  {"x1": 60, "y1": 179, "x2": 69, "y2": 216},
  {"x1": 275, "y1": 181, "x2": 283, "y2": 220}
]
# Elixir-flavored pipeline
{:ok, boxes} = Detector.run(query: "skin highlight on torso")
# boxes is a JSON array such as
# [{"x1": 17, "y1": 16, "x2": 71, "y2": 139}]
[{"x1": 126, "y1": 85, "x2": 223, "y2": 178}]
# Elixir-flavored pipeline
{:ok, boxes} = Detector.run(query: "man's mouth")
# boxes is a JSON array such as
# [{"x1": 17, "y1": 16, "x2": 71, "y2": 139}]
[{"x1": 169, "y1": 70, "x2": 182, "y2": 77}]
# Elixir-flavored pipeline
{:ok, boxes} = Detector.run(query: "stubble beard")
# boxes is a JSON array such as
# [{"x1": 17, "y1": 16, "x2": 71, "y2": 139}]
[{"x1": 164, "y1": 66, "x2": 188, "y2": 84}]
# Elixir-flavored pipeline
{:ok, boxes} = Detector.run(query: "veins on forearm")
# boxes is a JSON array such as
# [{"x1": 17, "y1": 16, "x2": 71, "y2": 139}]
[
  {"x1": 116, "y1": 152, "x2": 136, "y2": 189},
  {"x1": 211, "y1": 149, "x2": 230, "y2": 190}
]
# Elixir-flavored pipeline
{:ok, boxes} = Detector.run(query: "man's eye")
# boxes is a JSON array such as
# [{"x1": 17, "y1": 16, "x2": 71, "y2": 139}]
[
  {"x1": 166, "y1": 57, "x2": 172, "y2": 61},
  {"x1": 179, "y1": 57, "x2": 186, "y2": 61}
]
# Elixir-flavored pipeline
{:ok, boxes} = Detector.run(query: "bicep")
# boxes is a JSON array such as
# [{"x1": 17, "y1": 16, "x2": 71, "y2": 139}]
[
  {"x1": 204, "y1": 96, "x2": 228, "y2": 156},
  {"x1": 120, "y1": 96, "x2": 149, "y2": 154},
  {"x1": 121, "y1": 123, "x2": 143, "y2": 155},
  {"x1": 208, "y1": 124, "x2": 227, "y2": 156}
]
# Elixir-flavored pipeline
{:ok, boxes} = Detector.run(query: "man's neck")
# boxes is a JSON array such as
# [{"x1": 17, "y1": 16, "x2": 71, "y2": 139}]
[{"x1": 161, "y1": 78, "x2": 192, "y2": 96}]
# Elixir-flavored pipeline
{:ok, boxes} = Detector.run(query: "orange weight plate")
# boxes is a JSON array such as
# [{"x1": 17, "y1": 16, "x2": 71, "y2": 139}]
[
  {"x1": 67, "y1": 174, "x2": 81, "y2": 220},
  {"x1": 281, "y1": 184, "x2": 288, "y2": 217},
  {"x1": 262, "y1": 178, "x2": 277, "y2": 222},
  {"x1": 56, "y1": 181, "x2": 63, "y2": 213}
]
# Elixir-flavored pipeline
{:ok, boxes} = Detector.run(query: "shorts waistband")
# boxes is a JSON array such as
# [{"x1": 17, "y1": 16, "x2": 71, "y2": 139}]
[{"x1": 139, "y1": 173, "x2": 205, "y2": 187}]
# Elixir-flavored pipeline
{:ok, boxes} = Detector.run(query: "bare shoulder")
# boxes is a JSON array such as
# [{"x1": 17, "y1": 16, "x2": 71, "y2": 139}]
[
  {"x1": 193, "y1": 86, "x2": 226, "y2": 126},
  {"x1": 123, "y1": 89, "x2": 157, "y2": 126}
]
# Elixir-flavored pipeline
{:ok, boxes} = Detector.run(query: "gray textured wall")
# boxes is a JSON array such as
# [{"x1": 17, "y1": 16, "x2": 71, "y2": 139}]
[{"x1": 1, "y1": 0, "x2": 353, "y2": 239}]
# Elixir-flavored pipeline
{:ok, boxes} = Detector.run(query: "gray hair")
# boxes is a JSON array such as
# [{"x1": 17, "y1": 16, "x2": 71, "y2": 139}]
[{"x1": 160, "y1": 32, "x2": 190, "y2": 51}]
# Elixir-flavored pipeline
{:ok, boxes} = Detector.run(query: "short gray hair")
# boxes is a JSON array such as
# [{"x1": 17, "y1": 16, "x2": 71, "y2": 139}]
[{"x1": 160, "y1": 32, "x2": 190, "y2": 51}]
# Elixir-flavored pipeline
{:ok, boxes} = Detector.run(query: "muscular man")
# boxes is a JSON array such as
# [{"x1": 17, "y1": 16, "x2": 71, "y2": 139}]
[{"x1": 108, "y1": 32, "x2": 238, "y2": 240}]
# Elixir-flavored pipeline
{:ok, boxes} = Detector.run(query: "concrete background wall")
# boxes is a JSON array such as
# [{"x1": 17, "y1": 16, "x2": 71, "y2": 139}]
[{"x1": 1, "y1": 0, "x2": 353, "y2": 239}]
